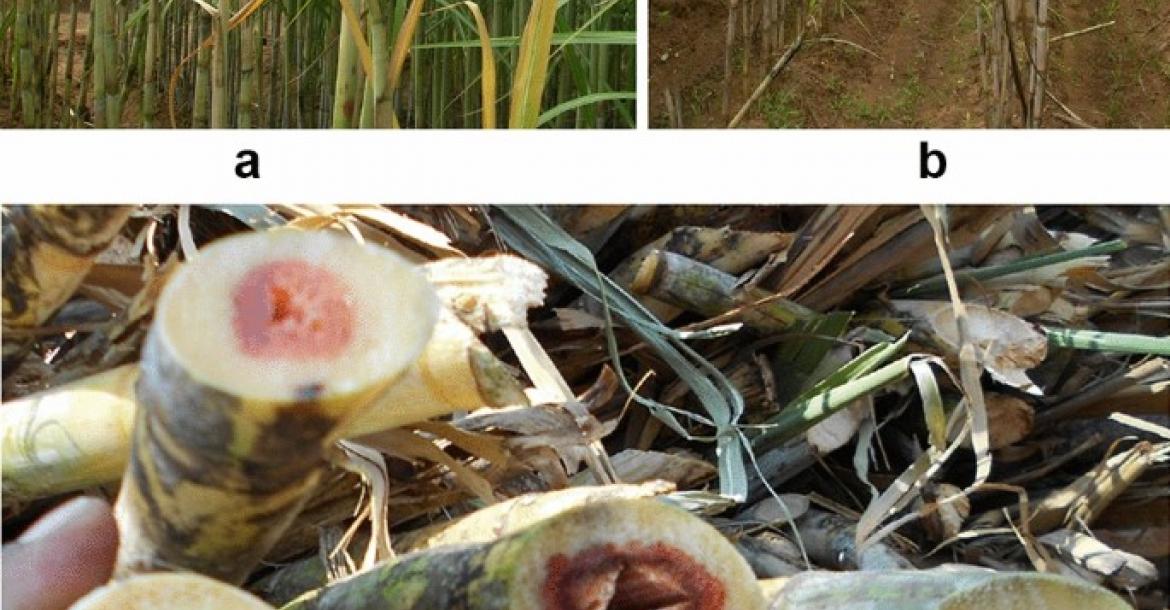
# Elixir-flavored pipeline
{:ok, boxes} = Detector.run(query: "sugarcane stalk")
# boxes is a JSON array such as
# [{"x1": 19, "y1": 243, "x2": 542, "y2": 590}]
[
  {"x1": 112, "y1": 230, "x2": 438, "y2": 584},
  {"x1": 284, "y1": 497, "x2": 767, "y2": 610},
  {"x1": 14, "y1": 0, "x2": 38, "y2": 127},
  {"x1": 238, "y1": 5, "x2": 260, "y2": 128},
  {"x1": 62, "y1": 0, "x2": 81, "y2": 126},
  {"x1": 630, "y1": 249, "x2": 817, "y2": 333},
  {"x1": 761, "y1": 569, "x2": 1129, "y2": 610},
  {"x1": 2, "y1": 205, "x2": 133, "y2": 328},
  {"x1": 359, "y1": 0, "x2": 391, "y2": 128},
  {"x1": 92, "y1": 0, "x2": 121, "y2": 127},
  {"x1": 1027, "y1": 440, "x2": 1159, "y2": 533},
  {"x1": 2, "y1": 205, "x2": 133, "y2": 367},
  {"x1": 575, "y1": 226, "x2": 792, "y2": 322},
  {"x1": 2, "y1": 365, "x2": 138, "y2": 503},
  {"x1": 728, "y1": 30, "x2": 803, "y2": 128},
  {"x1": 192, "y1": 8, "x2": 211, "y2": 127},
  {"x1": 70, "y1": 572, "x2": 276, "y2": 610},
  {"x1": 400, "y1": 481, "x2": 676, "y2": 551},
  {"x1": 331, "y1": 8, "x2": 360, "y2": 128},
  {"x1": 2, "y1": 308, "x2": 523, "y2": 506},
  {"x1": 142, "y1": 0, "x2": 160, "y2": 127},
  {"x1": 1028, "y1": 0, "x2": 1048, "y2": 127},
  {"x1": 210, "y1": 0, "x2": 233, "y2": 127},
  {"x1": 44, "y1": 0, "x2": 60, "y2": 128},
  {"x1": 792, "y1": 509, "x2": 914, "y2": 571},
  {"x1": 254, "y1": 482, "x2": 676, "y2": 605}
]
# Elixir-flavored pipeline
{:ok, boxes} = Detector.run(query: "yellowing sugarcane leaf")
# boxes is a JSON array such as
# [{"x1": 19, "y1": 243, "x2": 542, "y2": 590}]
[
  {"x1": 508, "y1": 0, "x2": 558, "y2": 128},
  {"x1": 462, "y1": 2, "x2": 496, "y2": 129}
]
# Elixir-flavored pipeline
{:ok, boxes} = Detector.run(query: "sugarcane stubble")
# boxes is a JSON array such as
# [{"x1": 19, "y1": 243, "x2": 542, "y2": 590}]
[{"x1": 114, "y1": 230, "x2": 438, "y2": 585}]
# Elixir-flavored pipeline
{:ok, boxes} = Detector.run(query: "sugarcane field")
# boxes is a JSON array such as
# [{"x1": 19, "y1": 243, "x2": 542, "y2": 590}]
[
  {"x1": 2, "y1": 203, "x2": 1170, "y2": 610},
  {"x1": 0, "y1": 0, "x2": 635, "y2": 128},
  {"x1": 650, "y1": 0, "x2": 1170, "y2": 128}
]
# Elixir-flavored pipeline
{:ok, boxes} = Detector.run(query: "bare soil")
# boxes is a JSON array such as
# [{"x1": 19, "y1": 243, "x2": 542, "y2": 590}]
[{"x1": 649, "y1": 0, "x2": 1170, "y2": 128}]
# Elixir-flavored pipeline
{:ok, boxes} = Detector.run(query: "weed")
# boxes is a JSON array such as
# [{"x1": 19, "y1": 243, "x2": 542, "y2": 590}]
[{"x1": 759, "y1": 88, "x2": 804, "y2": 127}]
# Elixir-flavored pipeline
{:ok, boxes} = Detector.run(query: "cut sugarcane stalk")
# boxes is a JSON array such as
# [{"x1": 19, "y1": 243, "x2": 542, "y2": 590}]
[
  {"x1": 254, "y1": 482, "x2": 677, "y2": 605},
  {"x1": 283, "y1": 497, "x2": 767, "y2": 610},
  {"x1": 760, "y1": 569, "x2": 1129, "y2": 610},
  {"x1": 113, "y1": 229, "x2": 438, "y2": 584},
  {"x1": 2, "y1": 365, "x2": 138, "y2": 503},
  {"x1": 2, "y1": 309, "x2": 523, "y2": 506},
  {"x1": 630, "y1": 249, "x2": 817, "y2": 333},
  {"x1": 343, "y1": 307, "x2": 527, "y2": 437},
  {"x1": 69, "y1": 572, "x2": 275, "y2": 610},
  {"x1": 572, "y1": 226, "x2": 793, "y2": 323},
  {"x1": 2, "y1": 205, "x2": 133, "y2": 365}
]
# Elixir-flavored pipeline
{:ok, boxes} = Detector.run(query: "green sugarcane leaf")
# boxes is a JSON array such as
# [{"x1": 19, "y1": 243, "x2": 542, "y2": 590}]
[{"x1": 536, "y1": 91, "x2": 634, "y2": 125}]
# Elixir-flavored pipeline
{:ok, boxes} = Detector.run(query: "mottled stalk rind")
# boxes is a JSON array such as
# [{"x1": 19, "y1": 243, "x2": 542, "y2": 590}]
[
  {"x1": 2, "y1": 205, "x2": 132, "y2": 367},
  {"x1": 256, "y1": 484, "x2": 673, "y2": 605},
  {"x1": 763, "y1": 570, "x2": 1130, "y2": 610},
  {"x1": 283, "y1": 539, "x2": 524, "y2": 610},
  {"x1": 115, "y1": 328, "x2": 387, "y2": 585},
  {"x1": 631, "y1": 249, "x2": 816, "y2": 333},
  {"x1": 2, "y1": 205, "x2": 133, "y2": 327},
  {"x1": 282, "y1": 498, "x2": 767, "y2": 610}
]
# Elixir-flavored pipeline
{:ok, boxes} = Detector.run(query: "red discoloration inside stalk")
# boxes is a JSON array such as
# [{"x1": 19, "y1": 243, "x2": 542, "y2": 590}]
[
  {"x1": 231, "y1": 260, "x2": 354, "y2": 359},
  {"x1": 542, "y1": 542, "x2": 726, "y2": 610}
]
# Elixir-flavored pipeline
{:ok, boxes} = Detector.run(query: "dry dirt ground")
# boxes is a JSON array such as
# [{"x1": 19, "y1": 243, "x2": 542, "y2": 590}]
[{"x1": 650, "y1": 0, "x2": 1170, "y2": 128}]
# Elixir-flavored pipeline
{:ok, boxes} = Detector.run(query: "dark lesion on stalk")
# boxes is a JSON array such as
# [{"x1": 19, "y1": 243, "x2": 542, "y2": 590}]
[{"x1": 137, "y1": 333, "x2": 337, "y2": 493}]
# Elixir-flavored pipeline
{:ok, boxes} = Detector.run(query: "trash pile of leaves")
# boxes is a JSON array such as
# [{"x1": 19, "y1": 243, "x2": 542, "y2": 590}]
[{"x1": 3, "y1": 204, "x2": 1167, "y2": 609}]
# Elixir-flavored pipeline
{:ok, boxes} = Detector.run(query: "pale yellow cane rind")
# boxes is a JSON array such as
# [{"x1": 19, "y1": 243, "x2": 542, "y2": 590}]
[
  {"x1": 69, "y1": 573, "x2": 275, "y2": 610},
  {"x1": 940, "y1": 573, "x2": 1130, "y2": 610}
]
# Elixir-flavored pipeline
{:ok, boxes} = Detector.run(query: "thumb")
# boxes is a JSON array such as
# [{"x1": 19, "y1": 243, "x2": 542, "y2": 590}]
[{"x1": 2, "y1": 497, "x2": 119, "y2": 610}]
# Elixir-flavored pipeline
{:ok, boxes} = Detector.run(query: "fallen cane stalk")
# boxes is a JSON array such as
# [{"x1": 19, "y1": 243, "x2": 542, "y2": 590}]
[
  {"x1": 728, "y1": 31, "x2": 804, "y2": 128},
  {"x1": 630, "y1": 249, "x2": 817, "y2": 333},
  {"x1": 760, "y1": 569, "x2": 1129, "y2": 610},
  {"x1": 70, "y1": 572, "x2": 276, "y2": 610},
  {"x1": 113, "y1": 229, "x2": 438, "y2": 584},
  {"x1": 283, "y1": 497, "x2": 767, "y2": 610},
  {"x1": 2, "y1": 303, "x2": 524, "y2": 505}
]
